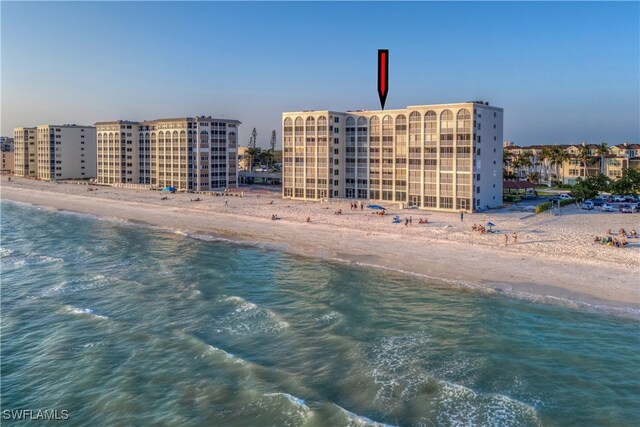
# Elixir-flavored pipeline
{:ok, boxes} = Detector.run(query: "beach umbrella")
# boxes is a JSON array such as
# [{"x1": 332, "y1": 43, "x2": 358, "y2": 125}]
[
  {"x1": 486, "y1": 222, "x2": 495, "y2": 231},
  {"x1": 367, "y1": 204, "x2": 387, "y2": 210},
  {"x1": 162, "y1": 186, "x2": 177, "y2": 192}
]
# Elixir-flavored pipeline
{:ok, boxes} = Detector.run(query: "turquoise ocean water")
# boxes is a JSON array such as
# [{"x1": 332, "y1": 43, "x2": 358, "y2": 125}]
[{"x1": 1, "y1": 200, "x2": 639, "y2": 426}]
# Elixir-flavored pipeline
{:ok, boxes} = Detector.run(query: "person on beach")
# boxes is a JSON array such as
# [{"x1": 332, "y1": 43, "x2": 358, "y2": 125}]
[
  {"x1": 409, "y1": 216, "x2": 413, "y2": 225},
  {"x1": 360, "y1": 202, "x2": 364, "y2": 211},
  {"x1": 512, "y1": 232, "x2": 518, "y2": 243},
  {"x1": 404, "y1": 218, "x2": 409, "y2": 227},
  {"x1": 504, "y1": 234, "x2": 509, "y2": 246},
  {"x1": 224, "y1": 198, "x2": 228, "y2": 206},
  {"x1": 630, "y1": 229, "x2": 638, "y2": 237},
  {"x1": 460, "y1": 211, "x2": 464, "y2": 222},
  {"x1": 306, "y1": 216, "x2": 311, "y2": 223}
]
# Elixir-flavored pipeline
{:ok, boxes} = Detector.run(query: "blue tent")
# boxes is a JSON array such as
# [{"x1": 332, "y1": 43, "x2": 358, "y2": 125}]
[
  {"x1": 367, "y1": 204, "x2": 387, "y2": 210},
  {"x1": 162, "y1": 186, "x2": 177, "y2": 192}
]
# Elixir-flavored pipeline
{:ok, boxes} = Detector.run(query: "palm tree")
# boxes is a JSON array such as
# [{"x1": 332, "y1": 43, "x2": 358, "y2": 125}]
[
  {"x1": 555, "y1": 149, "x2": 569, "y2": 185},
  {"x1": 521, "y1": 150, "x2": 534, "y2": 177},
  {"x1": 549, "y1": 146, "x2": 568, "y2": 185},
  {"x1": 539, "y1": 146, "x2": 553, "y2": 186},
  {"x1": 503, "y1": 151, "x2": 513, "y2": 175},
  {"x1": 527, "y1": 171, "x2": 540, "y2": 183},
  {"x1": 511, "y1": 155, "x2": 522, "y2": 180},
  {"x1": 596, "y1": 142, "x2": 609, "y2": 175},
  {"x1": 245, "y1": 147, "x2": 259, "y2": 171},
  {"x1": 577, "y1": 145, "x2": 591, "y2": 178}
]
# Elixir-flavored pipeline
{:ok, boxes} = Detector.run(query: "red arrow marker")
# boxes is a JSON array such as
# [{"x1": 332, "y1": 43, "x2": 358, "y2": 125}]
[{"x1": 378, "y1": 49, "x2": 389, "y2": 110}]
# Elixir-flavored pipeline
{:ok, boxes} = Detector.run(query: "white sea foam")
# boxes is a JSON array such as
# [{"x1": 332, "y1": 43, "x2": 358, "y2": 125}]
[
  {"x1": 41, "y1": 275, "x2": 110, "y2": 297},
  {"x1": 435, "y1": 382, "x2": 541, "y2": 427},
  {"x1": 60, "y1": 305, "x2": 108, "y2": 320},
  {"x1": 0, "y1": 247, "x2": 14, "y2": 257},
  {"x1": 334, "y1": 405, "x2": 394, "y2": 427},
  {"x1": 362, "y1": 332, "x2": 541, "y2": 426},
  {"x1": 317, "y1": 311, "x2": 342, "y2": 325},
  {"x1": 215, "y1": 295, "x2": 289, "y2": 335}
]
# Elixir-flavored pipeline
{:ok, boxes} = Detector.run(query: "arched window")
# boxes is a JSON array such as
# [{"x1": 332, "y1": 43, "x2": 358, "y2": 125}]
[
  {"x1": 357, "y1": 117, "x2": 367, "y2": 126},
  {"x1": 440, "y1": 109, "x2": 453, "y2": 132},
  {"x1": 409, "y1": 111, "x2": 421, "y2": 144},
  {"x1": 139, "y1": 133, "x2": 144, "y2": 140},
  {"x1": 284, "y1": 117, "x2": 292, "y2": 126},
  {"x1": 317, "y1": 116, "x2": 327, "y2": 133},
  {"x1": 424, "y1": 111, "x2": 437, "y2": 140},
  {"x1": 306, "y1": 116, "x2": 315, "y2": 133},
  {"x1": 346, "y1": 117, "x2": 355, "y2": 126},
  {"x1": 457, "y1": 109, "x2": 470, "y2": 120},
  {"x1": 370, "y1": 116, "x2": 380, "y2": 134},
  {"x1": 382, "y1": 115, "x2": 393, "y2": 135},
  {"x1": 441, "y1": 110, "x2": 453, "y2": 121},
  {"x1": 395, "y1": 114, "x2": 407, "y2": 131},
  {"x1": 179, "y1": 130, "x2": 186, "y2": 144},
  {"x1": 295, "y1": 117, "x2": 304, "y2": 133},
  {"x1": 457, "y1": 108, "x2": 471, "y2": 132},
  {"x1": 158, "y1": 131, "x2": 164, "y2": 144},
  {"x1": 173, "y1": 131, "x2": 180, "y2": 143}
]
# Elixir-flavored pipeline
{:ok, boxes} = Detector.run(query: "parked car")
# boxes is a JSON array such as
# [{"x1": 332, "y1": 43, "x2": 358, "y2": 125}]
[
  {"x1": 581, "y1": 201, "x2": 594, "y2": 210},
  {"x1": 624, "y1": 195, "x2": 639, "y2": 202},
  {"x1": 559, "y1": 194, "x2": 573, "y2": 200},
  {"x1": 635, "y1": 203, "x2": 640, "y2": 213},
  {"x1": 612, "y1": 195, "x2": 626, "y2": 203},
  {"x1": 592, "y1": 198, "x2": 605, "y2": 206},
  {"x1": 619, "y1": 204, "x2": 633, "y2": 213},
  {"x1": 602, "y1": 203, "x2": 614, "y2": 212}
]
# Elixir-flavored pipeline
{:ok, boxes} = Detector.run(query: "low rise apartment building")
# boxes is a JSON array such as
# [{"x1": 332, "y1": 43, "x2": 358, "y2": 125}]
[{"x1": 13, "y1": 127, "x2": 37, "y2": 177}]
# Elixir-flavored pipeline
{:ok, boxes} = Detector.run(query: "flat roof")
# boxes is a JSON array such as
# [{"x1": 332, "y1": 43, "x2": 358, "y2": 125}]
[
  {"x1": 94, "y1": 120, "x2": 140, "y2": 126},
  {"x1": 284, "y1": 102, "x2": 503, "y2": 115}
]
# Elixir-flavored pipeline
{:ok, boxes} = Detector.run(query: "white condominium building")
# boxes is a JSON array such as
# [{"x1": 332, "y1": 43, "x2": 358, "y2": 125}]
[
  {"x1": 13, "y1": 127, "x2": 37, "y2": 177},
  {"x1": 96, "y1": 116, "x2": 240, "y2": 191},
  {"x1": 95, "y1": 121, "x2": 144, "y2": 185},
  {"x1": 35, "y1": 125, "x2": 97, "y2": 180},
  {"x1": 282, "y1": 102, "x2": 503, "y2": 212}
]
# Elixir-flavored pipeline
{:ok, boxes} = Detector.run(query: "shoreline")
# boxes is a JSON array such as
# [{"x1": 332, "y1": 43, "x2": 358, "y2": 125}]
[{"x1": 1, "y1": 180, "x2": 639, "y2": 318}]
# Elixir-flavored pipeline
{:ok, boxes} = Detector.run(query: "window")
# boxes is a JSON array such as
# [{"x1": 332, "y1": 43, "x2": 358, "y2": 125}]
[
  {"x1": 334, "y1": 117, "x2": 339, "y2": 123},
  {"x1": 334, "y1": 170, "x2": 339, "y2": 176},
  {"x1": 334, "y1": 148, "x2": 339, "y2": 154},
  {"x1": 476, "y1": 174, "x2": 481, "y2": 180},
  {"x1": 334, "y1": 180, "x2": 339, "y2": 186}
]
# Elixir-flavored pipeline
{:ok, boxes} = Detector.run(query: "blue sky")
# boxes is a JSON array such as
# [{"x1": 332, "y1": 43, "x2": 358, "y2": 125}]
[{"x1": 2, "y1": 1, "x2": 638, "y2": 147}]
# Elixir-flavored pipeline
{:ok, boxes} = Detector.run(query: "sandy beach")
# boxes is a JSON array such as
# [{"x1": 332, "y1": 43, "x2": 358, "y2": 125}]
[{"x1": 1, "y1": 177, "x2": 638, "y2": 315}]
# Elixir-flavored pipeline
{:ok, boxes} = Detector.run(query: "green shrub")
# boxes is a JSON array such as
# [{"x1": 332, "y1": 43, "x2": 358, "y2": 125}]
[
  {"x1": 535, "y1": 201, "x2": 552, "y2": 214},
  {"x1": 535, "y1": 199, "x2": 573, "y2": 214}
]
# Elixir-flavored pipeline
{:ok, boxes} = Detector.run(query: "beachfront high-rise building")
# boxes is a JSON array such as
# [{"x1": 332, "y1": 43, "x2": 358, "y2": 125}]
[
  {"x1": 282, "y1": 102, "x2": 503, "y2": 212},
  {"x1": 95, "y1": 116, "x2": 240, "y2": 191},
  {"x1": 13, "y1": 128, "x2": 37, "y2": 177},
  {"x1": 35, "y1": 125, "x2": 97, "y2": 180},
  {"x1": 95, "y1": 121, "x2": 144, "y2": 185}
]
